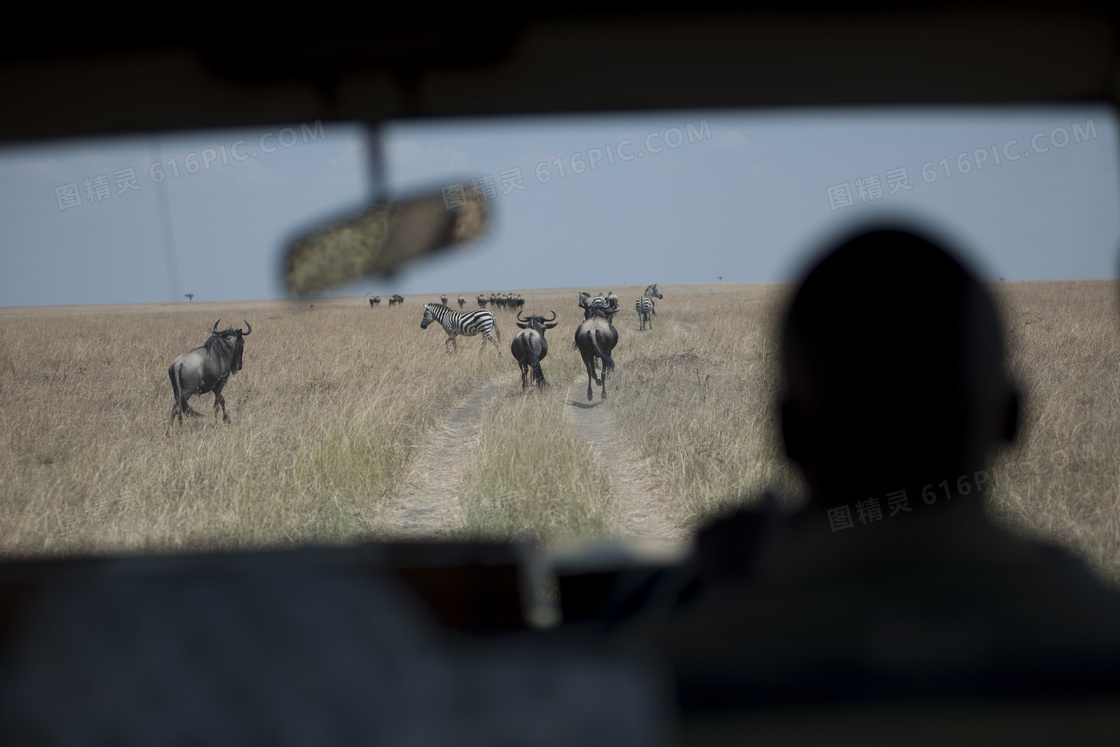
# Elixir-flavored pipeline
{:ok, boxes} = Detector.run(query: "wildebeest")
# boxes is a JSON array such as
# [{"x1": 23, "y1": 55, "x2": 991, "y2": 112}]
[
  {"x1": 388, "y1": 294, "x2": 404, "y2": 307},
  {"x1": 477, "y1": 294, "x2": 489, "y2": 308},
  {"x1": 369, "y1": 296, "x2": 380, "y2": 307},
  {"x1": 441, "y1": 294, "x2": 449, "y2": 306},
  {"x1": 166, "y1": 320, "x2": 251, "y2": 435},
  {"x1": 421, "y1": 303, "x2": 501, "y2": 352},
  {"x1": 574, "y1": 300, "x2": 619, "y2": 401},
  {"x1": 511, "y1": 310, "x2": 558, "y2": 390},
  {"x1": 458, "y1": 295, "x2": 465, "y2": 308}
]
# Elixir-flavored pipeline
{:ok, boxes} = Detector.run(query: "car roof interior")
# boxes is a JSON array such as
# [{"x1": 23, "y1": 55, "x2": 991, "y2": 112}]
[{"x1": 3, "y1": 4, "x2": 1118, "y2": 143}]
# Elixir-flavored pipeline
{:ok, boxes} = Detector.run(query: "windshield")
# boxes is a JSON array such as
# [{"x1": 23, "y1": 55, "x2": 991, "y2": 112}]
[{"x1": 1, "y1": 107, "x2": 1117, "y2": 586}]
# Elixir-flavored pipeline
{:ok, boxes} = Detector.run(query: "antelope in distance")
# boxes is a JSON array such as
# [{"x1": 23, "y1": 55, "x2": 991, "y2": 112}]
[
  {"x1": 167, "y1": 320, "x2": 251, "y2": 436},
  {"x1": 574, "y1": 299, "x2": 620, "y2": 401},
  {"x1": 511, "y1": 310, "x2": 559, "y2": 390},
  {"x1": 421, "y1": 303, "x2": 502, "y2": 353}
]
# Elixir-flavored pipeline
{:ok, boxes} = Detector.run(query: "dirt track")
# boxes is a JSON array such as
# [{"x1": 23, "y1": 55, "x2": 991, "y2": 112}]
[
  {"x1": 380, "y1": 365, "x2": 687, "y2": 556},
  {"x1": 564, "y1": 374, "x2": 687, "y2": 556},
  {"x1": 382, "y1": 374, "x2": 517, "y2": 539}
]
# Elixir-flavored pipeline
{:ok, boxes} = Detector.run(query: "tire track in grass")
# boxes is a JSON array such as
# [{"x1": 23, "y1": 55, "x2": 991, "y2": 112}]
[
  {"x1": 383, "y1": 373, "x2": 518, "y2": 539},
  {"x1": 564, "y1": 374, "x2": 688, "y2": 559}
]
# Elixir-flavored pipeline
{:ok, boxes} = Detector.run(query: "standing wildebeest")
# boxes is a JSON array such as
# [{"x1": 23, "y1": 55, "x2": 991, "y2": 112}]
[
  {"x1": 166, "y1": 320, "x2": 251, "y2": 435},
  {"x1": 477, "y1": 294, "x2": 488, "y2": 308},
  {"x1": 511, "y1": 310, "x2": 558, "y2": 390},
  {"x1": 574, "y1": 300, "x2": 619, "y2": 401},
  {"x1": 635, "y1": 283, "x2": 663, "y2": 330},
  {"x1": 421, "y1": 303, "x2": 501, "y2": 352},
  {"x1": 369, "y1": 296, "x2": 380, "y2": 307},
  {"x1": 441, "y1": 294, "x2": 449, "y2": 306},
  {"x1": 388, "y1": 294, "x2": 404, "y2": 307},
  {"x1": 458, "y1": 295, "x2": 466, "y2": 308}
]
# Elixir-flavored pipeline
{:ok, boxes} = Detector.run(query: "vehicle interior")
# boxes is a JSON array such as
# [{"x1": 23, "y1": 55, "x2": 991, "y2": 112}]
[{"x1": 3, "y1": 3, "x2": 1120, "y2": 744}]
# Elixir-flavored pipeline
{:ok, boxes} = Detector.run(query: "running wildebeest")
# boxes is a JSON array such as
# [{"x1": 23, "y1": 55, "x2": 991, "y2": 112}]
[
  {"x1": 574, "y1": 299, "x2": 619, "y2": 401},
  {"x1": 511, "y1": 310, "x2": 559, "y2": 390},
  {"x1": 166, "y1": 320, "x2": 251, "y2": 435}
]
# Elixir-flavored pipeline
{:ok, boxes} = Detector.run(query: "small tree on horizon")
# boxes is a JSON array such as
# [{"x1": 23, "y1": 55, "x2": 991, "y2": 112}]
[{"x1": 185, "y1": 293, "x2": 194, "y2": 302}]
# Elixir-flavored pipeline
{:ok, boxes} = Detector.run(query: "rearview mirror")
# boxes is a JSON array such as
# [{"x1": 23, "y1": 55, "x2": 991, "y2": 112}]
[{"x1": 282, "y1": 186, "x2": 490, "y2": 296}]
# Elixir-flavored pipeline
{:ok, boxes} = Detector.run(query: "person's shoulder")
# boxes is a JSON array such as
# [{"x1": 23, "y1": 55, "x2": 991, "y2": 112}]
[
  {"x1": 959, "y1": 516, "x2": 1120, "y2": 622},
  {"x1": 693, "y1": 491, "x2": 795, "y2": 588}
]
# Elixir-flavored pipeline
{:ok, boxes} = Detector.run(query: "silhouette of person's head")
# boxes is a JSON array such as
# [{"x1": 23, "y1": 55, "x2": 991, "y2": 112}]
[{"x1": 779, "y1": 227, "x2": 1020, "y2": 512}]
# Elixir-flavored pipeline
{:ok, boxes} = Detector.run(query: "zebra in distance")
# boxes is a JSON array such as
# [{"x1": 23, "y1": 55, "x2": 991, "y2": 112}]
[
  {"x1": 579, "y1": 292, "x2": 616, "y2": 319},
  {"x1": 635, "y1": 283, "x2": 662, "y2": 330},
  {"x1": 420, "y1": 303, "x2": 502, "y2": 353}
]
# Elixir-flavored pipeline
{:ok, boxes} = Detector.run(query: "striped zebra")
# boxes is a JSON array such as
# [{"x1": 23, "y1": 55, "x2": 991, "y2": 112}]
[
  {"x1": 635, "y1": 284, "x2": 662, "y2": 330},
  {"x1": 579, "y1": 292, "x2": 614, "y2": 318},
  {"x1": 420, "y1": 303, "x2": 501, "y2": 352}
]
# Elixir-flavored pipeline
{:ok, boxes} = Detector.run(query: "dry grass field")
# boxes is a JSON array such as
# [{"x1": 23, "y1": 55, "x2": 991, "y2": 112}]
[{"x1": 1, "y1": 281, "x2": 1118, "y2": 588}]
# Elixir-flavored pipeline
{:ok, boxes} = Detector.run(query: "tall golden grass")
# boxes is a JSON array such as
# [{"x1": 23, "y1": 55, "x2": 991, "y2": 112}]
[
  {"x1": 1, "y1": 281, "x2": 1117, "y2": 588},
  {"x1": 987, "y1": 280, "x2": 1120, "y2": 585},
  {"x1": 0, "y1": 297, "x2": 505, "y2": 555}
]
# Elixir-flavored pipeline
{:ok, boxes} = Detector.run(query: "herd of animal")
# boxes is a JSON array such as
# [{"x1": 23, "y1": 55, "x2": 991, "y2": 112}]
[
  {"x1": 165, "y1": 286, "x2": 662, "y2": 433},
  {"x1": 367, "y1": 294, "x2": 405, "y2": 307},
  {"x1": 367, "y1": 292, "x2": 527, "y2": 310},
  {"x1": 417, "y1": 284, "x2": 663, "y2": 401}
]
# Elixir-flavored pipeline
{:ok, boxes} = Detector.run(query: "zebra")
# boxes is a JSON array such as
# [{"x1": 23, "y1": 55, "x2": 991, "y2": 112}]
[
  {"x1": 635, "y1": 284, "x2": 662, "y2": 330},
  {"x1": 579, "y1": 292, "x2": 611, "y2": 319},
  {"x1": 420, "y1": 303, "x2": 501, "y2": 353},
  {"x1": 644, "y1": 284, "x2": 662, "y2": 315}
]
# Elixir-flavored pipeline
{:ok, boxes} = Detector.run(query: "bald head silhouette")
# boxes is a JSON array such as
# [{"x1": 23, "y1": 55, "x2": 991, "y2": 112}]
[{"x1": 779, "y1": 228, "x2": 1019, "y2": 510}]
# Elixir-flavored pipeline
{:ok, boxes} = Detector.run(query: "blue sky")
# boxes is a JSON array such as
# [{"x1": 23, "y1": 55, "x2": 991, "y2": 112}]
[{"x1": 1, "y1": 105, "x2": 1117, "y2": 306}]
